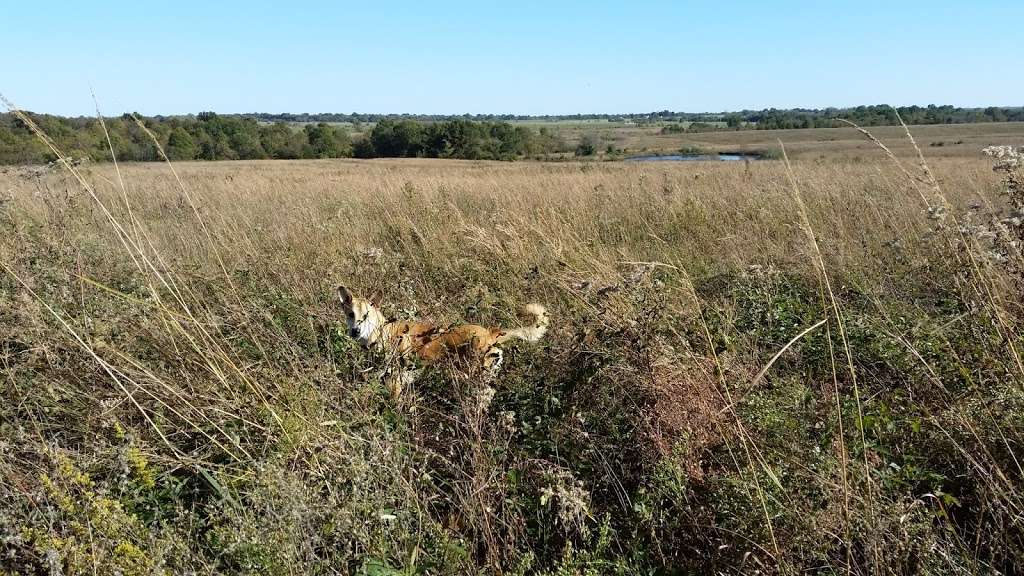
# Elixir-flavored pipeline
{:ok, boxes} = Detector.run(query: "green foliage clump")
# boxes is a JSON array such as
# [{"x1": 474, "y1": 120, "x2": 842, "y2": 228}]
[
  {"x1": 364, "y1": 118, "x2": 564, "y2": 160},
  {"x1": 0, "y1": 112, "x2": 567, "y2": 164},
  {"x1": 574, "y1": 133, "x2": 600, "y2": 157}
]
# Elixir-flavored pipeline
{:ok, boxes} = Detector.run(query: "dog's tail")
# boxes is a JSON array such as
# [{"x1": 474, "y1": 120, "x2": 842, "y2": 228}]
[{"x1": 496, "y1": 303, "x2": 549, "y2": 344}]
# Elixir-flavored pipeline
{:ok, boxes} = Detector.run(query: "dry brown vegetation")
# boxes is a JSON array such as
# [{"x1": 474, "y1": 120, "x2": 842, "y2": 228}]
[{"x1": 2, "y1": 134, "x2": 1024, "y2": 574}]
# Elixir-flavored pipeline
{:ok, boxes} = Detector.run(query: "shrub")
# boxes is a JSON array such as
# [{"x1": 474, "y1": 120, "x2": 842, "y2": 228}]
[{"x1": 575, "y1": 133, "x2": 600, "y2": 157}]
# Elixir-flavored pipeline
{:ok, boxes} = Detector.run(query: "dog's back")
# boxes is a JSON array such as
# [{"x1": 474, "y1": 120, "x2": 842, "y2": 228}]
[
  {"x1": 340, "y1": 284, "x2": 547, "y2": 371},
  {"x1": 399, "y1": 323, "x2": 499, "y2": 363}
]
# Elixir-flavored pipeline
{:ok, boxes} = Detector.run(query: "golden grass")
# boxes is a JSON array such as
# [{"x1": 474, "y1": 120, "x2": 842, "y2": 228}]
[
  {"x1": 3, "y1": 141, "x2": 1024, "y2": 573},
  {"x1": 2, "y1": 155, "x2": 998, "y2": 279}
]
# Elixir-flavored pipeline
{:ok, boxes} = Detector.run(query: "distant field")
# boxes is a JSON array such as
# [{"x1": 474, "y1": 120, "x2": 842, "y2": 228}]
[
  {"x1": 341, "y1": 119, "x2": 1024, "y2": 161},
  {"x1": 545, "y1": 121, "x2": 1024, "y2": 160}
]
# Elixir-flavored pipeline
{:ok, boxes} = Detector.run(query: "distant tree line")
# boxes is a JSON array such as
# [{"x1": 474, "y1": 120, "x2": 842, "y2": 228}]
[
  {"x1": 0, "y1": 113, "x2": 568, "y2": 164},
  {"x1": 240, "y1": 105, "x2": 1024, "y2": 128},
  {"x1": 4, "y1": 104, "x2": 1022, "y2": 164},
  {"x1": 240, "y1": 112, "x2": 638, "y2": 124},
  {"x1": 0, "y1": 112, "x2": 353, "y2": 164},
  {"x1": 741, "y1": 105, "x2": 1024, "y2": 130},
  {"x1": 658, "y1": 105, "x2": 1024, "y2": 132}
]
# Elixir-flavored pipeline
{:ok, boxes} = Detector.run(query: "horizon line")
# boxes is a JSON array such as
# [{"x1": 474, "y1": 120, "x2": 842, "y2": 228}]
[{"x1": 5, "y1": 103, "x2": 1024, "y2": 120}]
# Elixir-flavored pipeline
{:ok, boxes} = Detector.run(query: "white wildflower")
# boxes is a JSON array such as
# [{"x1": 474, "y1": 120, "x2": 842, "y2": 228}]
[
  {"x1": 926, "y1": 205, "x2": 948, "y2": 222},
  {"x1": 982, "y1": 145, "x2": 1019, "y2": 160},
  {"x1": 476, "y1": 386, "x2": 496, "y2": 411},
  {"x1": 982, "y1": 145, "x2": 1022, "y2": 171},
  {"x1": 540, "y1": 470, "x2": 591, "y2": 536},
  {"x1": 497, "y1": 410, "x2": 516, "y2": 431},
  {"x1": 358, "y1": 247, "x2": 384, "y2": 259}
]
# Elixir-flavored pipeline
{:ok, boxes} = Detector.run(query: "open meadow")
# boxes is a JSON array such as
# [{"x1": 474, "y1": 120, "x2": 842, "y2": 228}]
[
  {"x1": 336, "y1": 120, "x2": 1024, "y2": 162},
  {"x1": 535, "y1": 121, "x2": 1024, "y2": 161},
  {"x1": 3, "y1": 140, "x2": 1024, "y2": 573}
]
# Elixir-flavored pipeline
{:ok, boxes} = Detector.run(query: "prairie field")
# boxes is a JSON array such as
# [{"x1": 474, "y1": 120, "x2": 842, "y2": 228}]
[
  {"x1": 544, "y1": 121, "x2": 1024, "y2": 160},
  {"x1": 2, "y1": 142, "x2": 1024, "y2": 573}
]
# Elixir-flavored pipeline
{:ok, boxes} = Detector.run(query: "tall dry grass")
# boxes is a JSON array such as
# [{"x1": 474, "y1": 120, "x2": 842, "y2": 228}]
[{"x1": 2, "y1": 135, "x2": 1024, "y2": 574}]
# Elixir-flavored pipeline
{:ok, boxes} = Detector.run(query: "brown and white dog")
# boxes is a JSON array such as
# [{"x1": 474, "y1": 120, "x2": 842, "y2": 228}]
[{"x1": 338, "y1": 285, "x2": 548, "y2": 384}]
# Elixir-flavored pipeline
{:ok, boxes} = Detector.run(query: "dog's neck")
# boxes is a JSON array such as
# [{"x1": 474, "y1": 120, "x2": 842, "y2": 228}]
[{"x1": 354, "y1": 302, "x2": 391, "y2": 349}]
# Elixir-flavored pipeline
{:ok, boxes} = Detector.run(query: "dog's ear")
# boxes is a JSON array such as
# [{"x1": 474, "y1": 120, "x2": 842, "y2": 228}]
[
  {"x1": 337, "y1": 285, "x2": 354, "y2": 306},
  {"x1": 369, "y1": 290, "x2": 384, "y2": 308}
]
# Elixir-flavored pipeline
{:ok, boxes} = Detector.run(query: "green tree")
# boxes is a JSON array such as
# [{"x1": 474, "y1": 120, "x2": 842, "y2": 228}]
[
  {"x1": 259, "y1": 123, "x2": 305, "y2": 159},
  {"x1": 984, "y1": 107, "x2": 1007, "y2": 122},
  {"x1": 424, "y1": 120, "x2": 484, "y2": 159},
  {"x1": 352, "y1": 137, "x2": 376, "y2": 158},
  {"x1": 304, "y1": 123, "x2": 352, "y2": 158},
  {"x1": 229, "y1": 119, "x2": 267, "y2": 159},
  {"x1": 370, "y1": 119, "x2": 424, "y2": 157},
  {"x1": 166, "y1": 128, "x2": 198, "y2": 160}
]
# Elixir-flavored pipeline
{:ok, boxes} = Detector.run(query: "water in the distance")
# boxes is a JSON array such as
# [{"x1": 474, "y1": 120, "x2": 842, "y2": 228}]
[{"x1": 626, "y1": 153, "x2": 759, "y2": 162}]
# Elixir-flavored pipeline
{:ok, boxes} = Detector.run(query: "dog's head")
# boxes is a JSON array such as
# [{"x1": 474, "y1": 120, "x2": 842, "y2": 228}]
[{"x1": 338, "y1": 285, "x2": 387, "y2": 346}]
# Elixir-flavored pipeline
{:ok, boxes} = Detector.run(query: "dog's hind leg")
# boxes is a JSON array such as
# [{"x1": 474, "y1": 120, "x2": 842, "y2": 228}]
[
  {"x1": 384, "y1": 368, "x2": 419, "y2": 399},
  {"x1": 399, "y1": 369, "x2": 419, "y2": 388},
  {"x1": 483, "y1": 347, "x2": 504, "y2": 380}
]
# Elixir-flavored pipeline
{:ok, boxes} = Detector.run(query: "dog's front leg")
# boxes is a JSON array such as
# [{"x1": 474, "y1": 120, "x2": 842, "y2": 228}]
[
  {"x1": 483, "y1": 347, "x2": 504, "y2": 381},
  {"x1": 381, "y1": 364, "x2": 419, "y2": 400}
]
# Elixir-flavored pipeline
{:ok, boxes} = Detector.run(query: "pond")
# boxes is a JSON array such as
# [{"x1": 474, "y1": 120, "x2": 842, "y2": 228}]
[{"x1": 626, "y1": 152, "x2": 761, "y2": 162}]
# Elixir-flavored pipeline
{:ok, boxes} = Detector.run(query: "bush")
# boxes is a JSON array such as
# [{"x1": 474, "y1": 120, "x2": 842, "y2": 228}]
[
  {"x1": 352, "y1": 136, "x2": 376, "y2": 159},
  {"x1": 575, "y1": 133, "x2": 600, "y2": 157}
]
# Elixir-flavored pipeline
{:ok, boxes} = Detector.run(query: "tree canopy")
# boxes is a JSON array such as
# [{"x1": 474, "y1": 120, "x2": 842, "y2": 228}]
[{"x1": 0, "y1": 113, "x2": 567, "y2": 164}]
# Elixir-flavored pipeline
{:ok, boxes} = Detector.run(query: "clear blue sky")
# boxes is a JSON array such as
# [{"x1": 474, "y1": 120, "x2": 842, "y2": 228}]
[{"x1": 3, "y1": 1, "x2": 1021, "y2": 116}]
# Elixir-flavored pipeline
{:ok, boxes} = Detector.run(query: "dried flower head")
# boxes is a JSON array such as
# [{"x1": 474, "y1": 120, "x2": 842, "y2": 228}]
[
  {"x1": 475, "y1": 386, "x2": 496, "y2": 411},
  {"x1": 983, "y1": 145, "x2": 1023, "y2": 171},
  {"x1": 972, "y1": 145, "x2": 1024, "y2": 278},
  {"x1": 540, "y1": 469, "x2": 591, "y2": 536}
]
